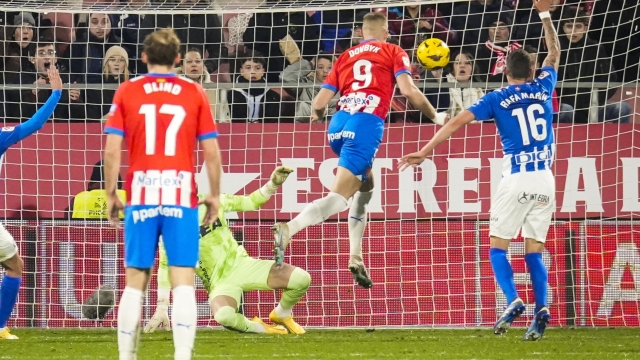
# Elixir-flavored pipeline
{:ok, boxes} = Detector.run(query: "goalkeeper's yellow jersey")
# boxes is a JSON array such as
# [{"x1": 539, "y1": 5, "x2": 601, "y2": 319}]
[{"x1": 157, "y1": 189, "x2": 269, "y2": 293}]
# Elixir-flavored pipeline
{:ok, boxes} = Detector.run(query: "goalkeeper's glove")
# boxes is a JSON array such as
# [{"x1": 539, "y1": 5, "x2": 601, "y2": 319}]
[
  {"x1": 143, "y1": 299, "x2": 171, "y2": 333},
  {"x1": 270, "y1": 166, "x2": 294, "y2": 186}
]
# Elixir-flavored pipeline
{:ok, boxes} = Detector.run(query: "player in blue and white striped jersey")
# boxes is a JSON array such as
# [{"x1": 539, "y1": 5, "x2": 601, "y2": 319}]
[
  {"x1": 0, "y1": 67, "x2": 62, "y2": 340},
  {"x1": 399, "y1": 0, "x2": 560, "y2": 342}
]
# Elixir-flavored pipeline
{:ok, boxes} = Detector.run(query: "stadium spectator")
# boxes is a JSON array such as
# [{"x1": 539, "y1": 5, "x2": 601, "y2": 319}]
[
  {"x1": 85, "y1": 45, "x2": 130, "y2": 121},
  {"x1": 176, "y1": 47, "x2": 230, "y2": 122},
  {"x1": 110, "y1": 1, "x2": 146, "y2": 75},
  {"x1": 450, "y1": 0, "x2": 513, "y2": 48},
  {"x1": 225, "y1": 12, "x2": 253, "y2": 56},
  {"x1": 227, "y1": 51, "x2": 281, "y2": 123},
  {"x1": 280, "y1": 53, "x2": 338, "y2": 123},
  {"x1": 558, "y1": 8, "x2": 631, "y2": 123},
  {"x1": 6, "y1": 39, "x2": 84, "y2": 121},
  {"x1": 390, "y1": 67, "x2": 449, "y2": 123},
  {"x1": 512, "y1": 0, "x2": 563, "y2": 50},
  {"x1": 139, "y1": 1, "x2": 223, "y2": 74},
  {"x1": 67, "y1": 159, "x2": 125, "y2": 219},
  {"x1": 243, "y1": 5, "x2": 320, "y2": 82},
  {"x1": 311, "y1": 9, "x2": 369, "y2": 53},
  {"x1": 589, "y1": 0, "x2": 640, "y2": 82},
  {"x1": 3, "y1": 13, "x2": 37, "y2": 84},
  {"x1": 334, "y1": 21, "x2": 364, "y2": 54},
  {"x1": 474, "y1": 14, "x2": 522, "y2": 85},
  {"x1": 446, "y1": 52, "x2": 485, "y2": 118},
  {"x1": 67, "y1": 13, "x2": 121, "y2": 83},
  {"x1": 387, "y1": 4, "x2": 458, "y2": 52}
]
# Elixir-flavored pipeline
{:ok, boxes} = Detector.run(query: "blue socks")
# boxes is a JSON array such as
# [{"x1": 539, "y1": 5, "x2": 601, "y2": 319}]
[
  {"x1": 525, "y1": 252, "x2": 548, "y2": 312},
  {"x1": 489, "y1": 248, "x2": 518, "y2": 304},
  {"x1": 0, "y1": 275, "x2": 21, "y2": 328}
]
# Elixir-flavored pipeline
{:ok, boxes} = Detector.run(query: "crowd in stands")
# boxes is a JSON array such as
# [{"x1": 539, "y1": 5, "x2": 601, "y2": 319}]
[{"x1": 0, "y1": 0, "x2": 637, "y2": 124}]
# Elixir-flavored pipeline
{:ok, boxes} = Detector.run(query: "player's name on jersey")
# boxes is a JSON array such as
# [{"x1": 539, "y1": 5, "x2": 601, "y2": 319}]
[
  {"x1": 499, "y1": 91, "x2": 549, "y2": 109},
  {"x1": 142, "y1": 81, "x2": 183, "y2": 95},
  {"x1": 348, "y1": 43, "x2": 381, "y2": 57}
]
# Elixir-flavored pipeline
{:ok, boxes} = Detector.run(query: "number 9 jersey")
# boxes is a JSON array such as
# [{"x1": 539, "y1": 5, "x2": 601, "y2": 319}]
[
  {"x1": 321, "y1": 39, "x2": 412, "y2": 121},
  {"x1": 104, "y1": 74, "x2": 218, "y2": 209}
]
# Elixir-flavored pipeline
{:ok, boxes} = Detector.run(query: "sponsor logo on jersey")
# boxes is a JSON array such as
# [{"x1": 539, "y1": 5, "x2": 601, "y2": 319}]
[
  {"x1": 514, "y1": 149, "x2": 552, "y2": 165},
  {"x1": 402, "y1": 56, "x2": 411, "y2": 67},
  {"x1": 134, "y1": 170, "x2": 184, "y2": 188},
  {"x1": 1, "y1": 126, "x2": 15, "y2": 132},
  {"x1": 328, "y1": 130, "x2": 356, "y2": 142},
  {"x1": 517, "y1": 191, "x2": 550, "y2": 205},
  {"x1": 132, "y1": 205, "x2": 183, "y2": 223},
  {"x1": 108, "y1": 104, "x2": 117, "y2": 115}
]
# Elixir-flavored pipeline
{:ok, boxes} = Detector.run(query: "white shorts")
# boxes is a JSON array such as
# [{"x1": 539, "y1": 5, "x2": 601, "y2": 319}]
[
  {"x1": 0, "y1": 222, "x2": 18, "y2": 263},
  {"x1": 490, "y1": 170, "x2": 555, "y2": 243}
]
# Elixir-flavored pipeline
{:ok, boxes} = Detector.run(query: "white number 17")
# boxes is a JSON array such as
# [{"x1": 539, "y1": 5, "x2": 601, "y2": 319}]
[
  {"x1": 139, "y1": 104, "x2": 186, "y2": 156},
  {"x1": 512, "y1": 104, "x2": 547, "y2": 146}
]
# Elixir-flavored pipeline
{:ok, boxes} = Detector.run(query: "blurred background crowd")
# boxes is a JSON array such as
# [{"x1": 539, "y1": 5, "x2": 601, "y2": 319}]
[{"x1": 0, "y1": 0, "x2": 637, "y2": 124}]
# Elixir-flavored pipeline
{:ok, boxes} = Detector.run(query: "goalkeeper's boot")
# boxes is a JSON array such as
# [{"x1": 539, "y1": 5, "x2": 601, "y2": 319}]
[
  {"x1": 0, "y1": 327, "x2": 18, "y2": 340},
  {"x1": 493, "y1": 298, "x2": 525, "y2": 335},
  {"x1": 348, "y1": 260, "x2": 373, "y2": 289},
  {"x1": 251, "y1": 317, "x2": 288, "y2": 335},
  {"x1": 523, "y1": 307, "x2": 551, "y2": 341},
  {"x1": 271, "y1": 223, "x2": 290, "y2": 266},
  {"x1": 269, "y1": 309, "x2": 306, "y2": 335}
]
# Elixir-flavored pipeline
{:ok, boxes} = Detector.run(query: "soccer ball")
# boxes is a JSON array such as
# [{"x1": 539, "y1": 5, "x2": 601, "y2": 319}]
[{"x1": 416, "y1": 38, "x2": 450, "y2": 70}]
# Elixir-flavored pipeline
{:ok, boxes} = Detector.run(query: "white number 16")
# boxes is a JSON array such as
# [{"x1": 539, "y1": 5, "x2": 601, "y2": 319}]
[{"x1": 512, "y1": 104, "x2": 547, "y2": 146}]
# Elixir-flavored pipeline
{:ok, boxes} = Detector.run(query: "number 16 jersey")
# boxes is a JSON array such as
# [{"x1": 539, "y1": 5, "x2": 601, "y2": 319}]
[
  {"x1": 321, "y1": 39, "x2": 412, "y2": 121},
  {"x1": 468, "y1": 66, "x2": 558, "y2": 176},
  {"x1": 105, "y1": 74, "x2": 218, "y2": 208}
]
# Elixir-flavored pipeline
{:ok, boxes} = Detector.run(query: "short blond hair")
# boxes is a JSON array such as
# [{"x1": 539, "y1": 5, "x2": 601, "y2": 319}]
[{"x1": 362, "y1": 12, "x2": 388, "y2": 33}]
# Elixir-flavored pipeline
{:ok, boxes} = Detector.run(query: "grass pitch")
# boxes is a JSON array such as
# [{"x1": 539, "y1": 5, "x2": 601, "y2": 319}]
[{"x1": 3, "y1": 327, "x2": 640, "y2": 359}]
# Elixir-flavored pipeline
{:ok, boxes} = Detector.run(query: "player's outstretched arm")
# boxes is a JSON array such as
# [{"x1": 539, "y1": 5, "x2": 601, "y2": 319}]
[
  {"x1": 311, "y1": 88, "x2": 336, "y2": 123},
  {"x1": 535, "y1": 0, "x2": 560, "y2": 71},
  {"x1": 199, "y1": 138, "x2": 222, "y2": 226},
  {"x1": 104, "y1": 134, "x2": 124, "y2": 227},
  {"x1": 396, "y1": 73, "x2": 448, "y2": 125},
  {"x1": 224, "y1": 166, "x2": 294, "y2": 212},
  {"x1": 398, "y1": 110, "x2": 476, "y2": 171},
  {"x1": 14, "y1": 67, "x2": 62, "y2": 142}
]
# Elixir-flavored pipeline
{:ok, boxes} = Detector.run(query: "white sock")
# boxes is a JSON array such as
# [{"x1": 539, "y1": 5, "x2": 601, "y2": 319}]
[
  {"x1": 172, "y1": 285, "x2": 197, "y2": 360},
  {"x1": 348, "y1": 191, "x2": 372, "y2": 259},
  {"x1": 274, "y1": 303, "x2": 292, "y2": 318},
  {"x1": 287, "y1": 192, "x2": 349, "y2": 240},
  {"x1": 118, "y1": 286, "x2": 144, "y2": 360}
]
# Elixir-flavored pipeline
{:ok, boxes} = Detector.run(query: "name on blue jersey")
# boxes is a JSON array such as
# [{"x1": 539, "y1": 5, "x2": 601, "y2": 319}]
[{"x1": 499, "y1": 92, "x2": 549, "y2": 109}]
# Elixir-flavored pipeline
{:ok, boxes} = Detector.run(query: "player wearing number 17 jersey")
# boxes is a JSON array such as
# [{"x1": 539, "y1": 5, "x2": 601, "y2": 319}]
[
  {"x1": 399, "y1": 0, "x2": 560, "y2": 341},
  {"x1": 272, "y1": 12, "x2": 448, "y2": 289},
  {"x1": 103, "y1": 29, "x2": 222, "y2": 360}
]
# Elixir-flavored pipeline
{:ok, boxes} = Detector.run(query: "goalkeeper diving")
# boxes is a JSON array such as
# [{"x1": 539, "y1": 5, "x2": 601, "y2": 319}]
[{"x1": 144, "y1": 166, "x2": 310, "y2": 335}]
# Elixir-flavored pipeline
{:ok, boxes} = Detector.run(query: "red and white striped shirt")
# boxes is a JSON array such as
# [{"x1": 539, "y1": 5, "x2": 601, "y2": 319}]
[{"x1": 105, "y1": 74, "x2": 218, "y2": 208}]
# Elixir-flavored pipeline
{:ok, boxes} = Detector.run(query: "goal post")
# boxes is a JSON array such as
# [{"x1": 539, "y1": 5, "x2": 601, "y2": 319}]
[{"x1": 0, "y1": 0, "x2": 638, "y2": 329}]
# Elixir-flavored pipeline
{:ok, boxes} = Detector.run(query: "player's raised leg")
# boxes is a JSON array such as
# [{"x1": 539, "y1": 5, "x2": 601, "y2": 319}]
[
  {"x1": 267, "y1": 263, "x2": 311, "y2": 334},
  {"x1": 0, "y1": 224, "x2": 22, "y2": 340},
  {"x1": 272, "y1": 112, "x2": 382, "y2": 270},
  {"x1": 348, "y1": 175, "x2": 374, "y2": 289}
]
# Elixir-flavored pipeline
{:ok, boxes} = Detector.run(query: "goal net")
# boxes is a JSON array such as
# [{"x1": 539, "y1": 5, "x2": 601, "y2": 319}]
[{"x1": 0, "y1": 0, "x2": 638, "y2": 329}]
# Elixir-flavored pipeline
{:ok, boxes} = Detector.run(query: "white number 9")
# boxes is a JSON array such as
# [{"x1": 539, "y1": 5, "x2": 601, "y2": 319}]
[{"x1": 352, "y1": 59, "x2": 372, "y2": 91}]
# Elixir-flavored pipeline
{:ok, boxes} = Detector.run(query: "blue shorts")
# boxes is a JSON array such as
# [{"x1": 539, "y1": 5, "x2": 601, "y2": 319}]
[
  {"x1": 123, "y1": 205, "x2": 200, "y2": 269},
  {"x1": 327, "y1": 111, "x2": 384, "y2": 182}
]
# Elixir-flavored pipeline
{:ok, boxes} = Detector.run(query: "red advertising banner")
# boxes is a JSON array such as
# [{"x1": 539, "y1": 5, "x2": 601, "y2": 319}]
[
  {"x1": 3, "y1": 220, "x2": 639, "y2": 328},
  {"x1": 0, "y1": 124, "x2": 638, "y2": 220}
]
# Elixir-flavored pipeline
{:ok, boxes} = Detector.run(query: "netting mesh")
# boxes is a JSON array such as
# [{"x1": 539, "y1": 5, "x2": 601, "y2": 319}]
[{"x1": 0, "y1": 0, "x2": 638, "y2": 329}]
